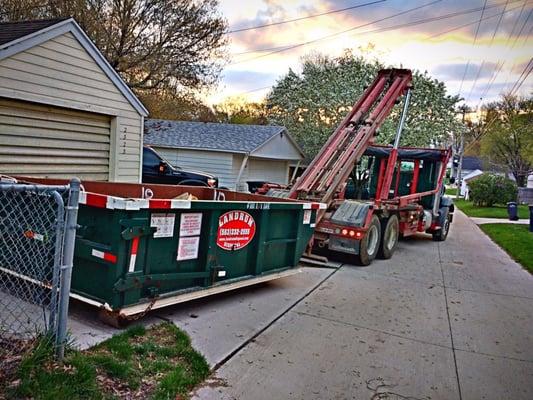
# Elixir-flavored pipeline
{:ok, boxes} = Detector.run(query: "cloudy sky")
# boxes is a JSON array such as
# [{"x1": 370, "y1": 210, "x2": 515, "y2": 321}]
[{"x1": 209, "y1": 0, "x2": 532, "y2": 107}]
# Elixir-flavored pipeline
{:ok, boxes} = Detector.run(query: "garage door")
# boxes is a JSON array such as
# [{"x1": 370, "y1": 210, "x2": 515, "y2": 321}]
[
  {"x1": 248, "y1": 158, "x2": 289, "y2": 184},
  {"x1": 0, "y1": 98, "x2": 111, "y2": 180}
]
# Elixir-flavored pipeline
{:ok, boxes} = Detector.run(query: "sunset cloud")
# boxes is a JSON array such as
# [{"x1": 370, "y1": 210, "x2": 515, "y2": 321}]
[{"x1": 212, "y1": 0, "x2": 532, "y2": 105}]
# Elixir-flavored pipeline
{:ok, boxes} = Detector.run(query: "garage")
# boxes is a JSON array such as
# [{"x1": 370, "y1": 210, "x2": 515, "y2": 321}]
[
  {"x1": 0, "y1": 99, "x2": 111, "y2": 180},
  {"x1": 144, "y1": 119, "x2": 305, "y2": 190},
  {"x1": 0, "y1": 18, "x2": 147, "y2": 182}
]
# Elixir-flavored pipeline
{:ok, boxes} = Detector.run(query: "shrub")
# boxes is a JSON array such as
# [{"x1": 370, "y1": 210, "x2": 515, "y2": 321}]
[{"x1": 468, "y1": 173, "x2": 518, "y2": 206}]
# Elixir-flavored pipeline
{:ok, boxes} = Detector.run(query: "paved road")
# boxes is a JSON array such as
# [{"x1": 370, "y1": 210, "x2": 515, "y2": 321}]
[{"x1": 193, "y1": 211, "x2": 533, "y2": 400}]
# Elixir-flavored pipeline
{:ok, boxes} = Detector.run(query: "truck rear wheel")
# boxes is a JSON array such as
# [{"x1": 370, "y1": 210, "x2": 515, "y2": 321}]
[
  {"x1": 356, "y1": 215, "x2": 381, "y2": 266},
  {"x1": 378, "y1": 215, "x2": 399, "y2": 259},
  {"x1": 432, "y1": 208, "x2": 450, "y2": 242}
]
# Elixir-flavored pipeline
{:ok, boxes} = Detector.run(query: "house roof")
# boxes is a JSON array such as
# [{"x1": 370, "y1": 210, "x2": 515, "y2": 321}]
[
  {"x1": 144, "y1": 119, "x2": 303, "y2": 156},
  {"x1": 462, "y1": 156, "x2": 483, "y2": 171},
  {"x1": 463, "y1": 169, "x2": 484, "y2": 181},
  {"x1": 0, "y1": 18, "x2": 148, "y2": 116},
  {"x1": 0, "y1": 18, "x2": 67, "y2": 46}
]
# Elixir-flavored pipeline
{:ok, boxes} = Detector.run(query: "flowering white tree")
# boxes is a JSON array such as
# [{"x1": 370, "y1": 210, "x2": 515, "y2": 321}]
[{"x1": 267, "y1": 51, "x2": 463, "y2": 158}]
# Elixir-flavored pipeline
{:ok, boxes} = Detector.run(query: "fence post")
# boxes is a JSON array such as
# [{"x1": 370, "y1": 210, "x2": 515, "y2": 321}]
[{"x1": 55, "y1": 178, "x2": 80, "y2": 360}]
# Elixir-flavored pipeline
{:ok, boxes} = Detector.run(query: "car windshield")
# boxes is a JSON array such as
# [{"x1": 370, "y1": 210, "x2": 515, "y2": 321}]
[{"x1": 147, "y1": 147, "x2": 182, "y2": 170}]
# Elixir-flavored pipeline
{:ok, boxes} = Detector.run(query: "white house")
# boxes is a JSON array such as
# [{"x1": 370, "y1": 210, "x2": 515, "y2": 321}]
[
  {"x1": 144, "y1": 119, "x2": 305, "y2": 190},
  {"x1": 461, "y1": 169, "x2": 484, "y2": 198},
  {"x1": 0, "y1": 18, "x2": 148, "y2": 182}
]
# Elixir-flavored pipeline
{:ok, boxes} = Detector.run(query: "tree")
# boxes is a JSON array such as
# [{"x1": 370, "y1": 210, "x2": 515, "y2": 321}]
[
  {"x1": 266, "y1": 51, "x2": 464, "y2": 158},
  {"x1": 0, "y1": 0, "x2": 228, "y2": 93},
  {"x1": 213, "y1": 98, "x2": 268, "y2": 125},
  {"x1": 479, "y1": 95, "x2": 532, "y2": 187},
  {"x1": 138, "y1": 91, "x2": 217, "y2": 122}
]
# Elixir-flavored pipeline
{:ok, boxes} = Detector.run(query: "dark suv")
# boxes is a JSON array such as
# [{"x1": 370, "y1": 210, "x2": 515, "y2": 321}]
[{"x1": 142, "y1": 146, "x2": 218, "y2": 187}]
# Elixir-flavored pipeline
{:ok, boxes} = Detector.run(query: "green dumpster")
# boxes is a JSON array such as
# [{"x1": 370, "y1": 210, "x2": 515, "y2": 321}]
[{"x1": 17, "y1": 178, "x2": 324, "y2": 320}]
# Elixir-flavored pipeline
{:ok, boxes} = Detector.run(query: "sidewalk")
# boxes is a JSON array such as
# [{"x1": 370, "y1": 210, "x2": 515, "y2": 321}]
[
  {"x1": 470, "y1": 217, "x2": 529, "y2": 225},
  {"x1": 193, "y1": 211, "x2": 533, "y2": 400}
]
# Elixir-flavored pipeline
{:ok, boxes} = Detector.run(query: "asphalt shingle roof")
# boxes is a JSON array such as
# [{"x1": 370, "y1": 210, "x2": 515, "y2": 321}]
[
  {"x1": 462, "y1": 156, "x2": 483, "y2": 171},
  {"x1": 144, "y1": 119, "x2": 287, "y2": 154},
  {"x1": 0, "y1": 18, "x2": 67, "y2": 46}
]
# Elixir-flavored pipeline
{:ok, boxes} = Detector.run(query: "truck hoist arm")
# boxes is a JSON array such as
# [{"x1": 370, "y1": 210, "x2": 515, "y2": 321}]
[{"x1": 287, "y1": 69, "x2": 413, "y2": 209}]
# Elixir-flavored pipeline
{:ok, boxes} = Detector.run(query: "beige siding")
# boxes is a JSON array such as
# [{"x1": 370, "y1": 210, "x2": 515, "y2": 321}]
[
  {"x1": 154, "y1": 147, "x2": 235, "y2": 188},
  {"x1": 0, "y1": 32, "x2": 143, "y2": 182},
  {"x1": 232, "y1": 155, "x2": 289, "y2": 191},
  {"x1": 0, "y1": 99, "x2": 110, "y2": 180},
  {"x1": 252, "y1": 133, "x2": 303, "y2": 160},
  {"x1": 248, "y1": 158, "x2": 289, "y2": 184}
]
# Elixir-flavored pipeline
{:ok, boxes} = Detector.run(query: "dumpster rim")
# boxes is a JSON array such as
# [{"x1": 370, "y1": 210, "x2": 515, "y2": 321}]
[{"x1": 78, "y1": 190, "x2": 327, "y2": 211}]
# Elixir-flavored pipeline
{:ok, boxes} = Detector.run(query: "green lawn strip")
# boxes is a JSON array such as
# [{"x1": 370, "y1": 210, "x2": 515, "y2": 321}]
[
  {"x1": 479, "y1": 224, "x2": 533, "y2": 273},
  {"x1": 5, "y1": 322, "x2": 209, "y2": 400},
  {"x1": 445, "y1": 188, "x2": 460, "y2": 196},
  {"x1": 454, "y1": 198, "x2": 529, "y2": 219}
]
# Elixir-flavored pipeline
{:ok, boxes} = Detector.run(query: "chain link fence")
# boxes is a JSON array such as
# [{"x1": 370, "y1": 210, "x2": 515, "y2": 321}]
[{"x1": 0, "y1": 178, "x2": 80, "y2": 373}]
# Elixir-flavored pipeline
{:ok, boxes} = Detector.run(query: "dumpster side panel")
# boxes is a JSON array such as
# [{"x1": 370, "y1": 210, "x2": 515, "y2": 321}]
[{"x1": 71, "y1": 198, "x2": 318, "y2": 311}]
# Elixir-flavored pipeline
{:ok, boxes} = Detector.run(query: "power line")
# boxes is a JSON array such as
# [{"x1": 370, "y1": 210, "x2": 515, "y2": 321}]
[
  {"x1": 230, "y1": 1, "x2": 521, "y2": 64},
  {"x1": 509, "y1": 57, "x2": 533, "y2": 95},
  {"x1": 428, "y1": 0, "x2": 525, "y2": 39},
  {"x1": 465, "y1": 0, "x2": 510, "y2": 103},
  {"x1": 457, "y1": 0, "x2": 488, "y2": 98},
  {"x1": 463, "y1": 57, "x2": 533, "y2": 154},
  {"x1": 503, "y1": 7, "x2": 533, "y2": 90},
  {"x1": 230, "y1": 1, "x2": 526, "y2": 97},
  {"x1": 227, "y1": 0, "x2": 386, "y2": 34},
  {"x1": 229, "y1": 0, "x2": 443, "y2": 65},
  {"x1": 478, "y1": 0, "x2": 529, "y2": 104}
]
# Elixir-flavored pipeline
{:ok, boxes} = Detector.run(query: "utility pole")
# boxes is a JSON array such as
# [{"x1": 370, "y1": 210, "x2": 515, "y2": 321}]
[{"x1": 456, "y1": 106, "x2": 467, "y2": 200}]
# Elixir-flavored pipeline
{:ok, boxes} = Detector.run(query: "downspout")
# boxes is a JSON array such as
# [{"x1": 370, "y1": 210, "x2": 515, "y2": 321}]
[
  {"x1": 235, "y1": 154, "x2": 249, "y2": 191},
  {"x1": 290, "y1": 160, "x2": 301, "y2": 183}
]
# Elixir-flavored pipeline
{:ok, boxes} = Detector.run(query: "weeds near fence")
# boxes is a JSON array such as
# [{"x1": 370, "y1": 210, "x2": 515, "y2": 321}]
[{"x1": 2, "y1": 323, "x2": 210, "y2": 400}]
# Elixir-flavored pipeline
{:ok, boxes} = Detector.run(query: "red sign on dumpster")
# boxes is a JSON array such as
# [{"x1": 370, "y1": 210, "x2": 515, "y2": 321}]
[{"x1": 217, "y1": 211, "x2": 256, "y2": 250}]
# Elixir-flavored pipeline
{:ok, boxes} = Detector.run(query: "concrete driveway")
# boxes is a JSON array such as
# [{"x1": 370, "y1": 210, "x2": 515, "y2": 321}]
[
  {"x1": 67, "y1": 210, "x2": 533, "y2": 399},
  {"x1": 190, "y1": 211, "x2": 533, "y2": 400}
]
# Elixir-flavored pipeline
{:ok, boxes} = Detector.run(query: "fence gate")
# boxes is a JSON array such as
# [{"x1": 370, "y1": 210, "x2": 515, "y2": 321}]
[{"x1": 0, "y1": 178, "x2": 79, "y2": 370}]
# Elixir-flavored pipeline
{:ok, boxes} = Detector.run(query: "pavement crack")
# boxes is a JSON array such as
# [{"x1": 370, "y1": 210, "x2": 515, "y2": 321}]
[
  {"x1": 210, "y1": 266, "x2": 341, "y2": 372},
  {"x1": 454, "y1": 348, "x2": 533, "y2": 364},
  {"x1": 437, "y1": 241, "x2": 463, "y2": 400},
  {"x1": 366, "y1": 377, "x2": 429, "y2": 400},
  {"x1": 293, "y1": 310, "x2": 453, "y2": 351}
]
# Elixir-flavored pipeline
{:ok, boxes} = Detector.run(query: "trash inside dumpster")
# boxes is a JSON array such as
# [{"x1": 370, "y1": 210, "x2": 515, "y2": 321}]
[{"x1": 15, "y1": 178, "x2": 324, "y2": 321}]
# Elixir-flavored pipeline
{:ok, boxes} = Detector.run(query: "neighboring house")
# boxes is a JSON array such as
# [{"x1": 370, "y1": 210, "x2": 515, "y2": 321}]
[
  {"x1": 448, "y1": 155, "x2": 484, "y2": 181},
  {"x1": 144, "y1": 119, "x2": 305, "y2": 190},
  {"x1": 461, "y1": 169, "x2": 483, "y2": 198},
  {"x1": 0, "y1": 18, "x2": 148, "y2": 182}
]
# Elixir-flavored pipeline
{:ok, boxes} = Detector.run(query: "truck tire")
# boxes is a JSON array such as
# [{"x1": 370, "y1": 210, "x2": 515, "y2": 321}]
[
  {"x1": 356, "y1": 215, "x2": 381, "y2": 266},
  {"x1": 378, "y1": 214, "x2": 399, "y2": 259},
  {"x1": 432, "y1": 208, "x2": 450, "y2": 242}
]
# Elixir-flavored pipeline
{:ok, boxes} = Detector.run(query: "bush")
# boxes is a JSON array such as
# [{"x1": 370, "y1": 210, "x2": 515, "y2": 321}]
[{"x1": 468, "y1": 173, "x2": 517, "y2": 206}]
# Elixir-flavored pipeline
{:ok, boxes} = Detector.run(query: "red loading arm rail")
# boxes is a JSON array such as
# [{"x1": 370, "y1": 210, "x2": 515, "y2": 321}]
[{"x1": 287, "y1": 69, "x2": 413, "y2": 213}]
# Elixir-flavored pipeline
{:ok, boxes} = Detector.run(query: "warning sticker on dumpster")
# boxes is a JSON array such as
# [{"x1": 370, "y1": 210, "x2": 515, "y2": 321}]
[
  {"x1": 151, "y1": 213, "x2": 175, "y2": 238},
  {"x1": 216, "y1": 211, "x2": 256, "y2": 250},
  {"x1": 177, "y1": 236, "x2": 200, "y2": 261},
  {"x1": 179, "y1": 213, "x2": 202, "y2": 237},
  {"x1": 303, "y1": 210, "x2": 312, "y2": 224}
]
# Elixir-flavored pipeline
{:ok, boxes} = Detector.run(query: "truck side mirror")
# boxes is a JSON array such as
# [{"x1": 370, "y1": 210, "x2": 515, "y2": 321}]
[{"x1": 158, "y1": 161, "x2": 168, "y2": 174}]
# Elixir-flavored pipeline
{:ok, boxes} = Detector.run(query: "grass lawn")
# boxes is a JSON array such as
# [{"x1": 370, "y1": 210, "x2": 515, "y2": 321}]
[
  {"x1": 445, "y1": 188, "x2": 460, "y2": 196},
  {"x1": 3, "y1": 323, "x2": 209, "y2": 400},
  {"x1": 480, "y1": 224, "x2": 533, "y2": 273},
  {"x1": 454, "y1": 198, "x2": 530, "y2": 219}
]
